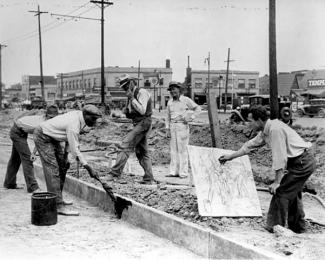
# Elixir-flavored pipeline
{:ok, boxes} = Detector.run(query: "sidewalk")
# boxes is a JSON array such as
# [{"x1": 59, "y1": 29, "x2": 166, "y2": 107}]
[{"x1": 0, "y1": 147, "x2": 202, "y2": 260}]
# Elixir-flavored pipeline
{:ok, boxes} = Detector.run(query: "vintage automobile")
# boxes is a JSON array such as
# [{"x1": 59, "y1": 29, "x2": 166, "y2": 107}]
[
  {"x1": 297, "y1": 99, "x2": 325, "y2": 118},
  {"x1": 230, "y1": 95, "x2": 292, "y2": 124}
]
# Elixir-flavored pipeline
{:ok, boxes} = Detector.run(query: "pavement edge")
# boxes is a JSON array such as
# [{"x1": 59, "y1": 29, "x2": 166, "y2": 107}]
[{"x1": 34, "y1": 163, "x2": 282, "y2": 260}]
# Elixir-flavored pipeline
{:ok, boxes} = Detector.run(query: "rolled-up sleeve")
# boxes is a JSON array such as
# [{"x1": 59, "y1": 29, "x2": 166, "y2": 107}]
[
  {"x1": 66, "y1": 126, "x2": 87, "y2": 165},
  {"x1": 131, "y1": 89, "x2": 150, "y2": 115},
  {"x1": 238, "y1": 131, "x2": 266, "y2": 154},
  {"x1": 270, "y1": 128, "x2": 287, "y2": 171}
]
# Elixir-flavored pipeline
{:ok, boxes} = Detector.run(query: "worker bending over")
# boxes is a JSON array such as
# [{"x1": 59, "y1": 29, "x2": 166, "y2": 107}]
[
  {"x1": 219, "y1": 105, "x2": 315, "y2": 233},
  {"x1": 34, "y1": 105, "x2": 101, "y2": 215},
  {"x1": 4, "y1": 106, "x2": 58, "y2": 193}
]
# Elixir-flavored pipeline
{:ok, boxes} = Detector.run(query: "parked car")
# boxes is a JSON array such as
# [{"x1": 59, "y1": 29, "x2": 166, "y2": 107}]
[
  {"x1": 230, "y1": 95, "x2": 292, "y2": 124},
  {"x1": 297, "y1": 99, "x2": 325, "y2": 118}
]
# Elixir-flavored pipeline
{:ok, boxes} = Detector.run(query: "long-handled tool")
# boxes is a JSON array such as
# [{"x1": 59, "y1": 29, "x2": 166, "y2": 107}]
[{"x1": 90, "y1": 173, "x2": 132, "y2": 219}]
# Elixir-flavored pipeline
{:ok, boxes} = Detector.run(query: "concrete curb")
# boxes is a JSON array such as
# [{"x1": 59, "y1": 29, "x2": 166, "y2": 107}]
[{"x1": 34, "y1": 164, "x2": 282, "y2": 259}]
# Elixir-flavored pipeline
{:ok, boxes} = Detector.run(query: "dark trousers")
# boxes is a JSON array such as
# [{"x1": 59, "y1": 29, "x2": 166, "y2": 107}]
[
  {"x1": 33, "y1": 127, "x2": 69, "y2": 205},
  {"x1": 4, "y1": 124, "x2": 39, "y2": 192},
  {"x1": 266, "y1": 150, "x2": 316, "y2": 233},
  {"x1": 111, "y1": 117, "x2": 154, "y2": 181}
]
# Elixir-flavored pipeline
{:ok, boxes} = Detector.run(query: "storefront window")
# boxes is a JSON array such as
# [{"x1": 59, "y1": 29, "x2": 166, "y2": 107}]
[
  {"x1": 249, "y1": 79, "x2": 256, "y2": 89},
  {"x1": 238, "y1": 79, "x2": 245, "y2": 89}
]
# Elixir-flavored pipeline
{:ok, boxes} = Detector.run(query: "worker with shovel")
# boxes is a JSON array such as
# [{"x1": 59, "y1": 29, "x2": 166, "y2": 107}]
[
  {"x1": 34, "y1": 105, "x2": 102, "y2": 216},
  {"x1": 107, "y1": 74, "x2": 155, "y2": 184},
  {"x1": 219, "y1": 105, "x2": 316, "y2": 233},
  {"x1": 4, "y1": 105, "x2": 59, "y2": 193},
  {"x1": 165, "y1": 81, "x2": 201, "y2": 178}
]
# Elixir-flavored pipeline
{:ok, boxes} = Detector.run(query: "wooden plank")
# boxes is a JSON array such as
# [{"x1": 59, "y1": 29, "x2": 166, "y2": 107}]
[
  {"x1": 206, "y1": 88, "x2": 222, "y2": 148},
  {"x1": 188, "y1": 145, "x2": 262, "y2": 217}
]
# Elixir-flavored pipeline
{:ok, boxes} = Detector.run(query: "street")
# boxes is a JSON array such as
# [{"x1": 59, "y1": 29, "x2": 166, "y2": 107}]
[
  {"x1": 153, "y1": 109, "x2": 325, "y2": 129},
  {"x1": 0, "y1": 146, "x2": 202, "y2": 260}
]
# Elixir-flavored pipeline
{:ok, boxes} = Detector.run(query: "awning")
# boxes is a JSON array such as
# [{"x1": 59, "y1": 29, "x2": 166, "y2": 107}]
[{"x1": 301, "y1": 89, "x2": 325, "y2": 97}]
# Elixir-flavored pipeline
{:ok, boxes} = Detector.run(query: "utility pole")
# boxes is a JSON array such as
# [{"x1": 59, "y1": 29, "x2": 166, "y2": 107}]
[
  {"x1": 81, "y1": 71, "x2": 84, "y2": 94},
  {"x1": 60, "y1": 73, "x2": 64, "y2": 98},
  {"x1": 29, "y1": 5, "x2": 48, "y2": 100},
  {"x1": 91, "y1": 0, "x2": 114, "y2": 106},
  {"x1": 137, "y1": 60, "x2": 140, "y2": 87},
  {"x1": 224, "y1": 48, "x2": 235, "y2": 112},
  {"x1": 269, "y1": 0, "x2": 279, "y2": 119},
  {"x1": 0, "y1": 44, "x2": 7, "y2": 110},
  {"x1": 205, "y1": 52, "x2": 222, "y2": 148}
]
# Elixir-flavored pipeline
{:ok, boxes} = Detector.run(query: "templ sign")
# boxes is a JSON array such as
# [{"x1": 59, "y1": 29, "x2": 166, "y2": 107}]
[{"x1": 308, "y1": 79, "x2": 325, "y2": 88}]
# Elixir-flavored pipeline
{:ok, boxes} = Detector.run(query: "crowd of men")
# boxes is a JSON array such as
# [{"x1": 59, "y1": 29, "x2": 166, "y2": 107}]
[{"x1": 3, "y1": 74, "x2": 315, "y2": 233}]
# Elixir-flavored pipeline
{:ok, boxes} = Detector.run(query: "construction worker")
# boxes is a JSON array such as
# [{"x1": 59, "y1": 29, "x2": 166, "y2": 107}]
[
  {"x1": 165, "y1": 82, "x2": 201, "y2": 178},
  {"x1": 219, "y1": 105, "x2": 316, "y2": 233},
  {"x1": 33, "y1": 105, "x2": 102, "y2": 216},
  {"x1": 4, "y1": 106, "x2": 59, "y2": 193},
  {"x1": 107, "y1": 74, "x2": 155, "y2": 184}
]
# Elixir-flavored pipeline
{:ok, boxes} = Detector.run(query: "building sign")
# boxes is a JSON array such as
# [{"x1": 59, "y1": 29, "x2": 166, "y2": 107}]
[{"x1": 308, "y1": 79, "x2": 325, "y2": 88}]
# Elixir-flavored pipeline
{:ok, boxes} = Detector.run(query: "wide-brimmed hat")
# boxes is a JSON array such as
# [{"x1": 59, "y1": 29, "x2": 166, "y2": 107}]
[
  {"x1": 82, "y1": 104, "x2": 102, "y2": 117},
  {"x1": 118, "y1": 74, "x2": 139, "y2": 88},
  {"x1": 46, "y1": 105, "x2": 59, "y2": 119},
  {"x1": 167, "y1": 81, "x2": 183, "y2": 91}
]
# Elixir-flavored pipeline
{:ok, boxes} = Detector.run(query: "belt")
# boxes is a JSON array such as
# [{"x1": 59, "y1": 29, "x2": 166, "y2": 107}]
[
  {"x1": 13, "y1": 123, "x2": 26, "y2": 134},
  {"x1": 288, "y1": 148, "x2": 309, "y2": 163}
]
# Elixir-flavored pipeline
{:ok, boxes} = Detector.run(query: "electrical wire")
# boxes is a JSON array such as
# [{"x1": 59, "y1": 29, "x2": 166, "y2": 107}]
[{"x1": 2, "y1": 1, "x2": 91, "y2": 44}]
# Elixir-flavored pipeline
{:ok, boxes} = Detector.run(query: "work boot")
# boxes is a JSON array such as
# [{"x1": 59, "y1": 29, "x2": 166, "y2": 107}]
[
  {"x1": 106, "y1": 171, "x2": 120, "y2": 181},
  {"x1": 57, "y1": 205, "x2": 79, "y2": 216},
  {"x1": 138, "y1": 179, "x2": 158, "y2": 185},
  {"x1": 4, "y1": 184, "x2": 24, "y2": 190},
  {"x1": 62, "y1": 199, "x2": 73, "y2": 206}
]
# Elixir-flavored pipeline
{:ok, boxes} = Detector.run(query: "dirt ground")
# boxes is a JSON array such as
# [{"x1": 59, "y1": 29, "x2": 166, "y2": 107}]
[{"x1": 1, "y1": 109, "x2": 325, "y2": 259}]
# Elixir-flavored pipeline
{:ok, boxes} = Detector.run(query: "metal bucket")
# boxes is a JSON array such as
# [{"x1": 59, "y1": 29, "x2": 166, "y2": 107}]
[{"x1": 31, "y1": 192, "x2": 57, "y2": 226}]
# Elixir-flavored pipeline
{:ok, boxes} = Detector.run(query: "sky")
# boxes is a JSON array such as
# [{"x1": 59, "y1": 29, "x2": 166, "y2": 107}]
[{"x1": 0, "y1": 0, "x2": 325, "y2": 86}]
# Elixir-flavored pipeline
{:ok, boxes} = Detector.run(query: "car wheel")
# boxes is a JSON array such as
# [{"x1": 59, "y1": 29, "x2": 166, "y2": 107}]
[
  {"x1": 297, "y1": 110, "x2": 303, "y2": 117},
  {"x1": 309, "y1": 115, "x2": 314, "y2": 118},
  {"x1": 318, "y1": 109, "x2": 325, "y2": 118}
]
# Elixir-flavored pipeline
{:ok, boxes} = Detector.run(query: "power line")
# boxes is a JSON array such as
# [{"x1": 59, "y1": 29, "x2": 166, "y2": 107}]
[
  {"x1": 90, "y1": 0, "x2": 114, "y2": 105},
  {"x1": 29, "y1": 5, "x2": 48, "y2": 100},
  {"x1": 2, "y1": 1, "x2": 91, "y2": 44},
  {"x1": 0, "y1": 44, "x2": 8, "y2": 110}
]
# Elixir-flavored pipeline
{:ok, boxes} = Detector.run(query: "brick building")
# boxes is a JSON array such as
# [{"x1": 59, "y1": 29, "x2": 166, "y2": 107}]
[
  {"x1": 186, "y1": 68, "x2": 259, "y2": 108},
  {"x1": 21, "y1": 75, "x2": 57, "y2": 102},
  {"x1": 57, "y1": 60, "x2": 173, "y2": 109}
]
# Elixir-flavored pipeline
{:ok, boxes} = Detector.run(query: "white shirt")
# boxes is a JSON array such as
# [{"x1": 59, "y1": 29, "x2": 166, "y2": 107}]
[
  {"x1": 129, "y1": 88, "x2": 151, "y2": 115},
  {"x1": 166, "y1": 95, "x2": 201, "y2": 129},
  {"x1": 239, "y1": 119, "x2": 312, "y2": 171},
  {"x1": 15, "y1": 115, "x2": 46, "y2": 134},
  {"x1": 40, "y1": 110, "x2": 87, "y2": 165}
]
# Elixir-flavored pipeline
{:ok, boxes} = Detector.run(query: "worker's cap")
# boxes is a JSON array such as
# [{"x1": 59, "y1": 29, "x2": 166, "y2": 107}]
[
  {"x1": 118, "y1": 74, "x2": 139, "y2": 88},
  {"x1": 167, "y1": 81, "x2": 183, "y2": 91},
  {"x1": 82, "y1": 104, "x2": 102, "y2": 117},
  {"x1": 46, "y1": 105, "x2": 59, "y2": 119}
]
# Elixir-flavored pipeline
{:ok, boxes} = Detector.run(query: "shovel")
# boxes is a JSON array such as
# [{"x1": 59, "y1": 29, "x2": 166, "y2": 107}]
[{"x1": 91, "y1": 173, "x2": 132, "y2": 219}]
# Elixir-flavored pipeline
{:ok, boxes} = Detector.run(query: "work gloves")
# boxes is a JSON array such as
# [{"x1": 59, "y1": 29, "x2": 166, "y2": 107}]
[{"x1": 84, "y1": 164, "x2": 99, "y2": 179}]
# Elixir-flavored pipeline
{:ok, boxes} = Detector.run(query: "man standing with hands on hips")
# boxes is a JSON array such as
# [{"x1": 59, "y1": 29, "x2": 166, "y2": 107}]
[
  {"x1": 219, "y1": 105, "x2": 315, "y2": 233},
  {"x1": 165, "y1": 81, "x2": 201, "y2": 179}
]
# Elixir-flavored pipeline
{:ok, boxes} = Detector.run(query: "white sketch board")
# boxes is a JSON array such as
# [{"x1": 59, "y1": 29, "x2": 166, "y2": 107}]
[{"x1": 187, "y1": 145, "x2": 262, "y2": 217}]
